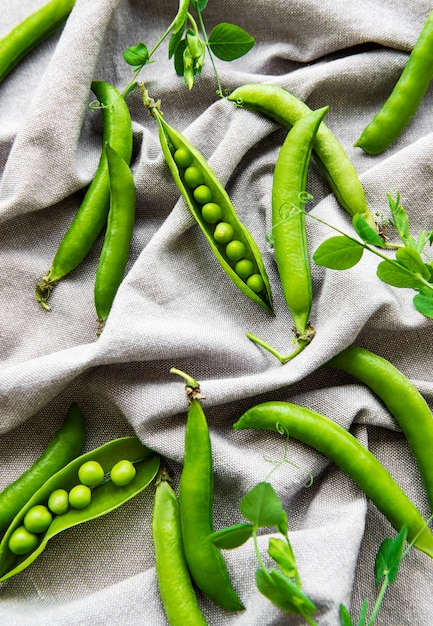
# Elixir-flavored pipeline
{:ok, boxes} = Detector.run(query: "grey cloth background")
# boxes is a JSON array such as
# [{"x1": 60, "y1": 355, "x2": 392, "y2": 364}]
[{"x1": 1, "y1": 0, "x2": 433, "y2": 624}]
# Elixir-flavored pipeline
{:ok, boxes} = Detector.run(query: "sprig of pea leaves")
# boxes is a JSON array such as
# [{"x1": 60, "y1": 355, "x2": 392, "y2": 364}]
[
  {"x1": 122, "y1": 0, "x2": 254, "y2": 96},
  {"x1": 312, "y1": 193, "x2": 433, "y2": 318},
  {"x1": 209, "y1": 481, "x2": 318, "y2": 625}
]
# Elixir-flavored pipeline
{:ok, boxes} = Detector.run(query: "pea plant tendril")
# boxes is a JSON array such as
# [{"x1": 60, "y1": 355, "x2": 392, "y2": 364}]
[{"x1": 122, "y1": 0, "x2": 255, "y2": 97}]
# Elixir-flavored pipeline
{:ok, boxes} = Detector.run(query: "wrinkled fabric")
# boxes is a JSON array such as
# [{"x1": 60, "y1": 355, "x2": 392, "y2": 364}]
[{"x1": 1, "y1": 0, "x2": 433, "y2": 624}]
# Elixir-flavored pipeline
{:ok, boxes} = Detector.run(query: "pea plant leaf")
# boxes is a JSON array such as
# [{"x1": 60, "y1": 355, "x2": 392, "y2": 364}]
[
  {"x1": 209, "y1": 523, "x2": 253, "y2": 549},
  {"x1": 123, "y1": 42, "x2": 150, "y2": 70},
  {"x1": 339, "y1": 603, "x2": 354, "y2": 626},
  {"x1": 208, "y1": 23, "x2": 255, "y2": 61},
  {"x1": 240, "y1": 482, "x2": 285, "y2": 527},
  {"x1": 313, "y1": 236, "x2": 364, "y2": 270},
  {"x1": 256, "y1": 568, "x2": 317, "y2": 616},
  {"x1": 374, "y1": 525, "x2": 407, "y2": 586},
  {"x1": 191, "y1": 0, "x2": 208, "y2": 10},
  {"x1": 268, "y1": 537, "x2": 298, "y2": 579},
  {"x1": 413, "y1": 292, "x2": 433, "y2": 318},
  {"x1": 352, "y1": 214, "x2": 386, "y2": 248},
  {"x1": 376, "y1": 260, "x2": 427, "y2": 289}
]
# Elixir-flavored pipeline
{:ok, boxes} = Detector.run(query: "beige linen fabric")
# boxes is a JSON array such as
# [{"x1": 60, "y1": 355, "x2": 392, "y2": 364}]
[{"x1": 1, "y1": 0, "x2": 433, "y2": 624}]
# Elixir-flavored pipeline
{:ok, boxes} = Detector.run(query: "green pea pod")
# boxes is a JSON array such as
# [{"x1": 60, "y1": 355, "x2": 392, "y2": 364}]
[
  {"x1": 36, "y1": 80, "x2": 133, "y2": 310},
  {"x1": 142, "y1": 87, "x2": 273, "y2": 314},
  {"x1": 152, "y1": 469, "x2": 208, "y2": 626},
  {"x1": 94, "y1": 143, "x2": 136, "y2": 334},
  {"x1": 0, "y1": 0, "x2": 76, "y2": 84},
  {"x1": 227, "y1": 83, "x2": 377, "y2": 231},
  {"x1": 233, "y1": 401, "x2": 433, "y2": 559},
  {"x1": 0, "y1": 403, "x2": 86, "y2": 533},
  {"x1": 326, "y1": 345, "x2": 433, "y2": 514},
  {"x1": 172, "y1": 369, "x2": 244, "y2": 611},
  {"x1": 0, "y1": 438, "x2": 160, "y2": 582},
  {"x1": 354, "y1": 11, "x2": 433, "y2": 154}
]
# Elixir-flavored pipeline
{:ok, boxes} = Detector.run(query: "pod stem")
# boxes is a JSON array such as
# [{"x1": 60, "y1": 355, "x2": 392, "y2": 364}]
[
  {"x1": 246, "y1": 330, "x2": 313, "y2": 364},
  {"x1": 35, "y1": 273, "x2": 55, "y2": 311},
  {"x1": 170, "y1": 367, "x2": 206, "y2": 402},
  {"x1": 140, "y1": 83, "x2": 163, "y2": 120}
]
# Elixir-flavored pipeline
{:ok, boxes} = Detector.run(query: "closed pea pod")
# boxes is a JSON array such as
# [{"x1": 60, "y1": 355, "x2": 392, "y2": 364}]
[
  {"x1": 36, "y1": 80, "x2": 133, "y2": 310},
  {"x1": 152, "y1": 468, "x2": 208, "y2": 626},
  {"x1": 94, "y1": 143, "x2": 136, "y2": 334},
  {"x1": 142, "y1": 86, "x2": 273, "y2": 313},
  {"x1": 354, "y1": 11, "x2": 433, "y2": 154},
  {"x1": 0, "y1": 403, "x2": 85, "y2": 533},
  {"x1": 227, "y1": 83, "x2": 376, "y2": 231},
  {"x1": 326, "y1": 345, "x2": 433, "y2": 513},
  {"x1": 172, "y1": 368, "x2": 244, "y2": 612},
  {"x1": 233, "y1": 401, "x2": 433, "y2": 559},
  {"x1": 247, "y1": 107, "x2": 328, "y2": 363},
  {"x1": 0, "y1": 437, "x2": 160, "y2": 582},
  {"x1": 0, "y1": 0, "x2": 76, "y2": 84}
]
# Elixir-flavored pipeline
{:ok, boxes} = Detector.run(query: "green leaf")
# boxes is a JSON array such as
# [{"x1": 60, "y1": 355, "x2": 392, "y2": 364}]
[
  {"x1": 313, "y1": 236, "x2": 364, "y2": 270},
  {"x1": 357, "y1": 599, "x2": 369, "y2": 626},
  {"x1": 123, "y1": 42, "x2": 149, "y2": 69},
  {"x1": 256, "y1": 568, "x2": 316, "y2": 615},
  {"x1": 173, "y1": 37, "x2": 187, "y2": 75},
  {"x1": 339, "y1": 604, "x2": 354, "y2": 626},
  {"x1": 209, "y1": 523, "x2": 253, "y2": 549},
  {"x1": 240, "y1": 482, "x2": 284, "y2": 528},
  {"x1": 395, "y1": 247, "x2": 431, "y2": 278},
  {"x1": 208, "y1": 23, "x2": 255, "y2": 61},
  {"x1": 352, "y1": 214, "x2": 386, "y2": 248},
  {"x1": 374, "y1": 526, "x2": 407, "y2": 586},
  {"x1": 268, "y1": 537, "x2": 298, "y2": 579},
  {"x1": 191, "y1": 0, "x2": 208, "y2": 10},
  {"x1": 376, "y1": 260, "x2": 426, "y2": 289},
  {"x1": 413, "y1": 292, "x2": 433, "y2": 318},
  {"x1": 169, "y1": 28, "x2": 184, "y2": 59},
  {"x1": 277, "y1": 509, "x2": 289, "y2": 537}
]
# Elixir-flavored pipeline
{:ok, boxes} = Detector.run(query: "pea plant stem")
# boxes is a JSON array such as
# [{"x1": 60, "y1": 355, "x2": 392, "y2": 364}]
[
  {"x1": 194, "y1": 5, "x2": 223, "y2": 96},
  {"x1": 246, "y1": 332, "x2": 309, "y2": 364}
]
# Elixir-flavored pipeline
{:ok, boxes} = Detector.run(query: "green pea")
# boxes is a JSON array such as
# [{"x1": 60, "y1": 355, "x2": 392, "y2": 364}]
[
  {"x1": 235, "y1": 258, "x2": 255, "y2": 280},
  {"x1": 174, "y1": 147, "x2": 194, "y2": 168},
  {"x1": 214, "y1": 222, "x2": 234, "y2": 244},
  {"x1": 184, "y1": 166, "x2": 204, "y2": 188},
  {"x1": 110, "y1": 460, "x2": 136, "y2": 486},
  {"x1": 69, "y1": 484, "x2": 92, "y2": 509},
  {"x1": 193, "y1": 185, "x2": 212, "y2": 204},
  {"x1": 246, "y1": 274, "x2": 265, "y2": 293},
  {"x1": 78, "y1": 460, "x2": 105, "y2": 487},
  {"x1": 23, "y1": 505, "x2": 53, "y2": 534},
  {"x1": 8, "y1": 526, "x2": 39, "y2": 556},
  {"x1": 226, "y1": 240, "x2": 246, "y2": 261},
  {"x1": 47, "y1": 489, "x2": 69, "y2": 515},
  {"x1": 201, "y1": 202, "x2": 223, "y2": 224}
]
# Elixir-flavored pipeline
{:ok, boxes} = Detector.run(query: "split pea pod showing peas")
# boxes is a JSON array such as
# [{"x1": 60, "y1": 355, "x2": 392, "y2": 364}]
[
  {"x1": 94, "y1": 143, "x2": 136, "y2": 335},
  {"x1": 354, "y1": 10, "x2": 433, "y2": 154},
  {"x1": 0, "y1": 437, "x2": 160, "y2": 582},
  {"x1": 142, "y1": 87, "x2": 273, "y2": 313},
  {"x1": 0, "y1": 403, "x2": 85, "y2": 533},
  {"x1": 227, "y1": 83, "x2": 377, "y2": 231},
  {"x1": 0, "y1": 0, "x2": 76, "y2": 84},
  {"x1": 152, "y1": 468, "x2": 208, "y2": 626},
  {"x1": 233, "y1": 402, "x2": 433, "y2": 559},
  {"x1": 326, "y1": 345, "x2": 433, "y2": 513},
  {"x1": 247, "y1": 107, "x2": 328, "y2": 363},
  {"x1": 36, "y1": 80, "x2": 133, "y2": 310},
  {"x1": 172, "y1": 369, "x2": 244, "y2": 612}
]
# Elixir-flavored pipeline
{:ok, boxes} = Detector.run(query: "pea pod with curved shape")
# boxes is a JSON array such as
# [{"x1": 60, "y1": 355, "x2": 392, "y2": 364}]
[
  {"x1": 247, "y1": 107, "x2": 328, "y2": 363},
  {"x1": 354, "y1": 11, "x2": 433, "y2": 154},
  {"x1": 0, "y1": 0, "x2": 76, "y2": 84},
  {"x1": 0, "y1": 403, "x2": 86, "y2": 533},
  {"x1": 326, "y1": 344, "x2": 433, "y2": 513},
  {"x1": 36, "y1": 80, "x2": 133, "y2": 310},
  {"x1": 142, "y1": 87, "x2": 273, "y2": 314},
  {"x1": 173, "y1": 369, "x2": 244, "y2": 612},
  {"x1": 233, "y1": 401, "x2": 433, "y2": 559},
  {"x1": 0, "y1": 437, "x2": 160, "y2": 582},
  {"x1": 94, "y1": 143, "x2": 136, "y2": 334},
  {"x1": 227, "y1": 83, "x2": 377, "y2": 231}
]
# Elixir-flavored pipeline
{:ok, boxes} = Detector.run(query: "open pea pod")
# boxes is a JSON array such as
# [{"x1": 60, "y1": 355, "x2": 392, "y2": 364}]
[
  {"x1": 0, "y1": 437, "x2": 160, "y2": 582},
  {"x1": 143, "y1": 89, "x2": 273, "y2": 313}
]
